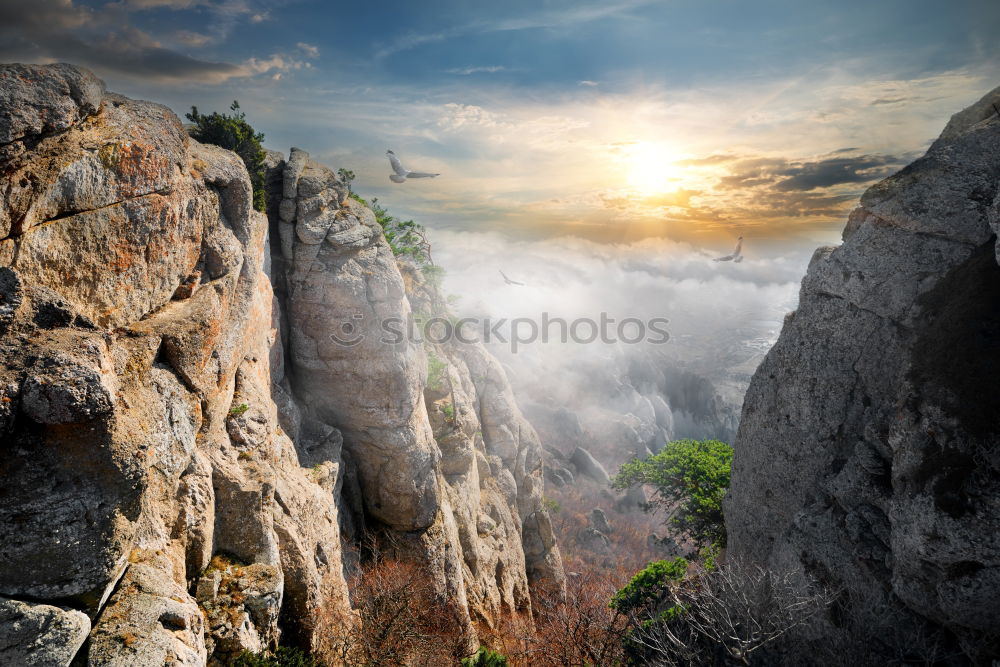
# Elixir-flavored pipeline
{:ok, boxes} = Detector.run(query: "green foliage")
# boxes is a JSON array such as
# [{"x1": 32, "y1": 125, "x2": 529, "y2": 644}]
[
  {"x1": 186, "y1": 101, "x2": 267, "y2": 212},
  {"x1": 613, "y1": 439, "x2": 733, "y2": 546},
  {"x1": 542, "y1": 496, "x2": 561, "y2": 514},
  {"x1": 610, "y1": 557, "x2": 688, "y2": 615},
  {"x1": 229, "y1": 403, "x2": 250, "y2": 417},
  {"x1": 427, "y1": 354, "x2": 448, "y2": 392},
  {"x1": 699, "y1": 540, "x2": 722, "y2": 572},
  {"x1": 460, "y1": 647, "x2": 510, "y2": 667},
  {"x1": 421, "y1": 263, "x2": 445, "y2": 288},
  {"x1": 336, "y1": 167, "x2": 355, "y2": 192},
  {"x1": 232, "y1": 646, "x2": 323, "y2": 667},
  {"x1": 369, "y1": 198, "x2": 434, "y2": 266}
]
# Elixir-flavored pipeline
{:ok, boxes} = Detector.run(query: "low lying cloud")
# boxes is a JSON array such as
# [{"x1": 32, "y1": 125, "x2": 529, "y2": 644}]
[{"x1": 431, "y1": 228, "x2": 810, "y2": 430}]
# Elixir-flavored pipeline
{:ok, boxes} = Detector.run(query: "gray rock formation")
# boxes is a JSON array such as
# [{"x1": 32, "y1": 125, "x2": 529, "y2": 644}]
[
  {"x1": 272, "y1": 150, "x2": 564, "y2": 631},
  {"x1": 0, "y1": 598, "x2": 90, "y2": 667},
  {"x1": 0, "y1": 64, "x2": 562, "y2": 663},
  {"x1": 726, "y1": 85, "x2": 1000, "y2": 662},
  {"x1": 570, "y1": 446, "x2": 612, "y2": 485},
  {"x1": 590, "y1": 508, "x2": 612, "y2": 534}
]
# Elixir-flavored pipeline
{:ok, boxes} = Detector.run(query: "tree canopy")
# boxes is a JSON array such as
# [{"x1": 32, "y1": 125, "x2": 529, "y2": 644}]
[
  {"x1": 613, "y1": 439, "x2": 733, "y2": 545},
  {"x1": 186, "y1": 101, "x2": 267, "y2": 212}
]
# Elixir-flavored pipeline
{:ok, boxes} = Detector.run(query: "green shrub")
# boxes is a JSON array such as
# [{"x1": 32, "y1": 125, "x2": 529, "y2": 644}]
[
  {"x1": 231, "y1": 647, "x2": 322, "y2": 667},
  {"x1": 427, "y1": 354, "x2": 448, "y2": 392},
  {"x1": 186, "y1": 101, "x2": 267, "y2": 212},
  {"x1": 610, "y1": 557, "x2": 688, "y2": 615},
  {"x1": 368, "y1": 198, "x2": 434, "y2": 266},
  {"x1": 336, "y1": 167, "x2": 355, "y2": 192},
  {"x1": 613, "y1": 438, "x2": 733, "y2": 546},
  {"x1": 461, "y1": 647, "x2": 509, "y2": 667},
  {"x1": 229, "y1": 403, "x2": 250, "y2": 417}
]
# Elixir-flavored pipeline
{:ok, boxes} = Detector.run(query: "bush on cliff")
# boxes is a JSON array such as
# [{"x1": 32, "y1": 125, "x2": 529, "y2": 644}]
[
  {"x1": 613, "y1": 439, "x2": 733, "y2": 546},
  {"x1": 461, "y1": 647, "x2": 510, "y2": 666},
  {"x1": 186, "y1": 101, "x2": 267, "y2": 212},
  {"x1": 232, "y1": 646, "x2": 322, "y2": 667}
]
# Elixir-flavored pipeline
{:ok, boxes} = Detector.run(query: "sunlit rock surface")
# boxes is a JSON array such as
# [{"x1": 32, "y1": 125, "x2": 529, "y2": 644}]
[{"x1": 0, "y1": 63, "x2": 562, "y2": 664}]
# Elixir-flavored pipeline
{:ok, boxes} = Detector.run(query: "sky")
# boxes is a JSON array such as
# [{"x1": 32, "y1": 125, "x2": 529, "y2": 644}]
[{"x1": 1, "y1": 0, "x2": 998, "y2": 249}]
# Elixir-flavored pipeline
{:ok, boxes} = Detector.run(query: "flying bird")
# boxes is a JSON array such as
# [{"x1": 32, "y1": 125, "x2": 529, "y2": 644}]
[
  {"x1": 387, "y1": 150, "x2": 439, "y2": 183},
  {"x1": 713, "y1": 236, "x2": 744, "y2": 263},
  {"x1": 499, "y1": 270, "x2": 525, "y2": 286}
]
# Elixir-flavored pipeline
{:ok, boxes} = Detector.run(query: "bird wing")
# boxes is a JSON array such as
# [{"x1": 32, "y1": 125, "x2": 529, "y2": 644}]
[
  {"x1": 387, "y1": 151, "x2": 408, "y2": 177},
  {"x1": 713, "y1": 255, "x2": 734, "y2": 262},
  {"x1": 405, "y1": 171, "x2": 439, "y2": 178}
]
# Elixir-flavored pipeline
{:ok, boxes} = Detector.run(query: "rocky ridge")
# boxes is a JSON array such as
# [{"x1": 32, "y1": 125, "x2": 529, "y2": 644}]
[
  {"x1": 726, "y1": 85, "x2": 1000, "y2": 662},
  {"x1": 0, "y1": 63, "x2": 562, "y2": 666}
]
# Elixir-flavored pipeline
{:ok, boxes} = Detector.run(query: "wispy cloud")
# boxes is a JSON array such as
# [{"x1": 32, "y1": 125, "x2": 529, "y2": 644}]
[
  {"x1": 373, "y1": 0, "x2": 657, "y2": 59},
  {"x1": 447, "y1": 65, "x2": 507, "y2": 75},
  {"x1": 296, "y1": 42, "x2": 320, "y2": 58}
]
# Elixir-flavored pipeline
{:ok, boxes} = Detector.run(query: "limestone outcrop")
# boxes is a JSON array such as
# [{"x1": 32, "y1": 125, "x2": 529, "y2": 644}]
[
  {"x1": 0, "y1": 63, "x2": 561, "y2": 664},
  {"x1": 726, "y1": 86, "x2": 1000, "y2": 662},
  {"x1": 272, "y1": 148, "x2": 564, "y2": 631}
]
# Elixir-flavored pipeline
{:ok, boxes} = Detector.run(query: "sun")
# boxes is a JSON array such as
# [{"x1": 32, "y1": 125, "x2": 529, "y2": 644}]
[{"x1": 622, "y1": 142, "x2": 687, "y2": 194}]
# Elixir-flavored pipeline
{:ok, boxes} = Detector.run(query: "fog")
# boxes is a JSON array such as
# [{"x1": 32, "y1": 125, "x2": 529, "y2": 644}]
[{"x1": 432, "y1": 229, "x2": 815, "y2": 462}]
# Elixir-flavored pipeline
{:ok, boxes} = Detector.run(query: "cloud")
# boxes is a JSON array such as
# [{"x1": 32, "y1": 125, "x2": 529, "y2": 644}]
[
  {"x1": 430, "y1": 229, "x2": 810, "y2": 422},
  {"x1": 0, "y1": 0, "x2": 300, "y2": 84},
  {"x1": 174, "y1": 29, "x2": 212, "y2": 47},
  {"x1": 773, "y1": 154, "x2": 901, "y2": 191},
  {"x1": 578, "y1": 80, "x2": 599, "y2": 87},
  {"x1": 374, "y1": 0, "x2": 657, "y2": 59},
  {"x1": 297, "y1": 42, "x2": 320, "y2": 58},
  {"x1": 447, "y1": 65, "x2": 507, "y2": 75}
]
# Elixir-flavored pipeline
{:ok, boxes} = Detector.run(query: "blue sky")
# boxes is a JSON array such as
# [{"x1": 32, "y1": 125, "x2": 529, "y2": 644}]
[{"x1": 2, "y1": 0, "x2": 998, "y2": 244}]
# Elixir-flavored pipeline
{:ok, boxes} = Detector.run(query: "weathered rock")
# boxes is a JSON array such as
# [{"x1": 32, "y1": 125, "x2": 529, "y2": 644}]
[
  {"x1": 86, "y1": 551, "x2": 206, "y2": 666},
  {"x1": 274, "y1": 151, "x2": 564, "y2": 632},
  {"x1": 726, "y1": 85, "x2": 1000, "y2": 662},
  {"x1": 590, "y1": 508, "x2": 612, "y2": 534},
  {"x1": 0, "y1": 63, "x2": 560, "y2": 663},
  {"x1": 570, "y1": 446, "x2": 611, "y2": 485},
  {"x1": 0, "y1": 63, "x2": 104, "y2": 146},
  {"x1": 0, "y1": 597, "x2": 90, "y2": 666},
  {"x1": 0, "y1": 64, "x2": 353, "y2": 663}
]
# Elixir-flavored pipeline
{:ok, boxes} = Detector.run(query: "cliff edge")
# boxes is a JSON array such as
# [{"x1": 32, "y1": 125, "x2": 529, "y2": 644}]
[
  {"x1": 0, "y1": 63, "x2": 562, "y2": 666},
  {"x1": 726, "y1": 86, "x2": 1000, "y2": 662}
]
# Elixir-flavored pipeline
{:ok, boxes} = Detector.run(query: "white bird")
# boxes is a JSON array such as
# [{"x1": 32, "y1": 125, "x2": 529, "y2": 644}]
[
  {"x1": 387, "y1": 150, "x2": 439, "y2": 183},
  {"x1": 499, "y1": 270, "x2": 525, "y2": 286},
  {"x1": 713, "y1": 236, "x2": 744, "y2": 263}
]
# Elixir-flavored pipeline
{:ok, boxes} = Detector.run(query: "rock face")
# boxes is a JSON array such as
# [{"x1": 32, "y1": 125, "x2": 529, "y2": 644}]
[
  {"x1": 274, "y1": 147, "x2": 564, "y2": 631},
  {"x1": 726, "y1": 86, "x2": 1000, "y2": 662},
  {"x1": 0, "y1": 64, "x2": 561, "y2": 664},
  {"x1": 0, "y1": 598, "x2": 90, "y2": 667}
]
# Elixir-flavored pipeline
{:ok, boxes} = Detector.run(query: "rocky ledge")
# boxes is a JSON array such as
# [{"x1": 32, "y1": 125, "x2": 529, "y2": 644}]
[
  {"x1": 0, "y1": 63, "x2": 562, "y2": 666},
  {"x1": 726, "y1": 85, "x2": 1000, "y2": 662}
]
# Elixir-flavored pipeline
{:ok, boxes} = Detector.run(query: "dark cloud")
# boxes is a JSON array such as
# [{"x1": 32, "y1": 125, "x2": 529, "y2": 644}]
[
  {"x1": 716, "y1": 154, "x2": 901, "y2": 193},
  {"x1": 0, "y1": 0, "x2": 269, "y2": 83},
  {"x1": 773, "y1": 154, "x2": 900, "y2": 191},
  {"x1": 871, "y1": 96, "x2": 908, "y2": 106}
]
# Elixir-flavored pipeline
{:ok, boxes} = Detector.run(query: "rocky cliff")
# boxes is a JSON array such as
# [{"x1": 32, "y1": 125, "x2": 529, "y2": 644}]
[
  {"x1": 0, "y1": 63, "x2": 562, "y2": 666},
  {"x1": 726, "y1": 86, "x2": 1000, "y2": 662}
]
